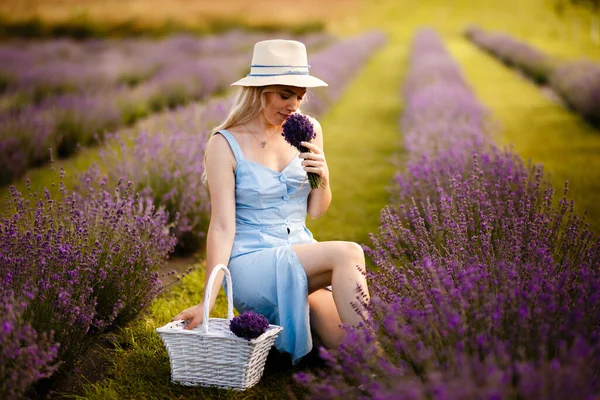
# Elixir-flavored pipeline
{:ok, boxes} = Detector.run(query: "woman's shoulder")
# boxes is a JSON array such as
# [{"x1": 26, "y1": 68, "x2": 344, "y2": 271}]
[
  {"x1": 304, "y1": 114, "x2": 322, "y2": 134},
  {"x1": 207, "y1": 131, "x2": 235, "y2": 162},
  {"x1": 213, "y1": 125, "x2": 244, "y2": 136}
]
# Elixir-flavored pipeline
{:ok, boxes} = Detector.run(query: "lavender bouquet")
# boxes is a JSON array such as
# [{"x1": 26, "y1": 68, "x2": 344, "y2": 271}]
[
  {"x1": 282, "y1": 113, "x2": 321, "y2": 189},
  {"x1": 229, "y1": 311, "x2": 270, "y2": 340}
]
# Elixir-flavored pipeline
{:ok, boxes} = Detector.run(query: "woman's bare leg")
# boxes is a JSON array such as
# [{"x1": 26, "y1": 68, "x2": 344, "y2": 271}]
[
  {"x1": 309, "y1": 288, "x2": 344, "y2": 349},
  {"x1": 292, "y1": 241, "x2": 370, "y2": 327}
]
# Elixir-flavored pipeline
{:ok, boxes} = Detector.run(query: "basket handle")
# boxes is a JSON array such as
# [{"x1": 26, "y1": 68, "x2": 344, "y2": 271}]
[{"x1": 201, "y1": 263, "x2": 234, "y2": 334}]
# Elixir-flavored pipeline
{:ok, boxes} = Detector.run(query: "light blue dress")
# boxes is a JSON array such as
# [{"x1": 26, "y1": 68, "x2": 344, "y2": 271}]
[{"x1": 216, "y1": 129, "x2": 316, "y2": 364}]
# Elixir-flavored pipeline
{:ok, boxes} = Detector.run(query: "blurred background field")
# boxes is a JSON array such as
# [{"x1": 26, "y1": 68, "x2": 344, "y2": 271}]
[{"x1": 0, "y1": 0, "x2": 358, "y2": 36}]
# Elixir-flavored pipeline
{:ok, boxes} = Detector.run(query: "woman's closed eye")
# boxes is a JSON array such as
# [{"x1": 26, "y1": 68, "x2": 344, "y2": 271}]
[{"x1": 281, "y1": 94, "x2": 304, "y2": 101}]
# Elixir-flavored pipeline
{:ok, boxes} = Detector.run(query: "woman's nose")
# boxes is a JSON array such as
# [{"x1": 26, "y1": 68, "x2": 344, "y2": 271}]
[{"x1": 287, "y1": 98, "x2": 300, "y2": 111}]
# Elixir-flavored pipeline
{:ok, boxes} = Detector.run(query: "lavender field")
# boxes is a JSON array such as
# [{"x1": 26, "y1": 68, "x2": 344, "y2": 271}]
[
  {"x1": 298, "y1": 29, "x2": 600, "y2": 398},
  {"x1": 1, "y1": 0, "x2": 600, "y2": 399}
]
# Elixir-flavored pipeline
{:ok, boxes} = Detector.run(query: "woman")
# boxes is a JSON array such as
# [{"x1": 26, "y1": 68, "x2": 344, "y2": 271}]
[{"x1": 173, "y1": 39, "x2": 370, "y2": 365}]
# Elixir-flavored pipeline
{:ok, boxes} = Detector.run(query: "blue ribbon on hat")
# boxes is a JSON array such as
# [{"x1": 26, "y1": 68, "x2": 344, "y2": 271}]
[
  {"x1": 248, "y1": 71, "x2": 310, "y2": 76},
  {"x1": 250, "y1": 64, "x2": 311, "y2": 68}
]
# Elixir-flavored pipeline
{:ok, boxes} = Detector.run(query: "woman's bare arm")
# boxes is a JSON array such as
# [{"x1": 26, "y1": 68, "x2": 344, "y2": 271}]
[{"x1": 173, "y1": 133, "x2": 236, "y2": 329}]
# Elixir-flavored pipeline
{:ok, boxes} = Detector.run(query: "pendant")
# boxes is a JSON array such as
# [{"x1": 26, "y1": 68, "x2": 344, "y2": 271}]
[{"x1": 260, "y1": 141, "x2": 266, "y2": 148}]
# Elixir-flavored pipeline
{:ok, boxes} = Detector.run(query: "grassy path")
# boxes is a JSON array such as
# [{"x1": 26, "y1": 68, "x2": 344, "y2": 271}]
[
  {"x1": 306, "y1": 34, "x2": 405, "y2": 247},
  {"x1": 448, "y1": 38, "x2": 600, "y2": 233}
]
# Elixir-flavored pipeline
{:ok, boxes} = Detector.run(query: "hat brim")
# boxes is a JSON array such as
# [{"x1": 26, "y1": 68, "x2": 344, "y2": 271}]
[{"x1": 231, "y1": 74, "x2": 328, "y2": 88}]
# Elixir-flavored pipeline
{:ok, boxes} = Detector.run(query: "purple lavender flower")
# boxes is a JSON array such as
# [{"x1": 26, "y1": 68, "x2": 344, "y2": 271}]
[
  {"x1": 282, "y1": 113, "x2": 320, "y2": 189},
  {"x1": 229, "y1": 311, "x2": 269, "y2": 340},
  {"x1": 282, "y1": 112, "x2": 316, "y2": 148}
]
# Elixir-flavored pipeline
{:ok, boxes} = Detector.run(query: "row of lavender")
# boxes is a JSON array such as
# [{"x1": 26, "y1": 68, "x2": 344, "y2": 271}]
[
  {"x1": 465, "y1": 26, "x2": 600, "y2": 127},
  {"x1": 298, "y1": 29, "x2": 600, "y2": 398},
  {"x1": 0, "y1": 32, "x2": 333, "y2": 186},
  {"x1": 0, "y1": 32, "x2": 264, "y2": 103},
  {"x1": 0, "y1": 30, "x2": 386, "y2": 399}
]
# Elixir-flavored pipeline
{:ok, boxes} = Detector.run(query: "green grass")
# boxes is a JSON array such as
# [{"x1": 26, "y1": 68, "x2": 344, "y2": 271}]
[{"x1": 306, "y1": 37, "x2": 406, "y2": 248}]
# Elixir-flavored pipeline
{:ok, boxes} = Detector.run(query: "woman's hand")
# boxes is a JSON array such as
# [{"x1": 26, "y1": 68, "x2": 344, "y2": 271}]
[
  {"x1": 300, "y1": 141, "x2": 329, "y2": 188},
  {"x1": 172, "y1": 303, "x2": 204, "y2": 330}
]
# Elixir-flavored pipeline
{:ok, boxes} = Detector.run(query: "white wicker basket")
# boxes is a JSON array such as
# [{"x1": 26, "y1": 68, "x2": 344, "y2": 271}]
[{"x1": 156, "y1": 264, "x2": 283, "y2": 390}]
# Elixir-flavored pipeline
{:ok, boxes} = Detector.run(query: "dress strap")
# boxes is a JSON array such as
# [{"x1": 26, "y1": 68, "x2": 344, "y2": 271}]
[{"x1": 214, "y1": 129, "x2": 245, "y2": 162}]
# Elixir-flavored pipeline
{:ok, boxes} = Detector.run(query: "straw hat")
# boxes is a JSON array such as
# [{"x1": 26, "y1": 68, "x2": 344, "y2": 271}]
[{"x1": 231, "y1": 39, "x2": 328, "y2": 88}]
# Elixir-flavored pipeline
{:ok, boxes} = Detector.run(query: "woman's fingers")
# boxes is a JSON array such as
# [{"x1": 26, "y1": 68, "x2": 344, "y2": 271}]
[
  {"x1": 301, "y1": 158, "x2": 323, "y2": 167},
  {"x1": 303, "y1": 166, "x2": 323, "y2": 174},
  {"x1": 172, "y1": 305, "x2": 204, "y2": 330},
  {"x1": 299, "y1": 142, "x2": 329, "y2": 183},
  {"x1": 300, "y1": 150, "x2": 325, "y2": 164},
  {"x1": 300, "y1": 141, "x2": 323, "y2": 155},
  {"x1": 185, "y1": 314, "x2": 204, "y2": 330}
]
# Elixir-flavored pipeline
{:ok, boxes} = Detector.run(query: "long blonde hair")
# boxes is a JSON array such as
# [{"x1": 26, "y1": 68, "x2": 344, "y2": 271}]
[{"x1": 202, "y1": 86, "x2": 307, "y2": 186}]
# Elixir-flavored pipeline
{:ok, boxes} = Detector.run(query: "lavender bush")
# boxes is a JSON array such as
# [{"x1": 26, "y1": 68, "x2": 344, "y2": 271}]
[
  {"x1": 465, "y1": 26, "x2": 557, "y2": 84},
  {"x1": 296, "y1": 29, "x2": 600, "y2": 399},
  {"x1": 396, "y1": 28, "x2": 492, "y2": 202},
  {"x1": 0, "y1": 106, "x2": 53, "y2": 185},
  {"x1": 0, "y1": 163, "x2": 176, "y2": 389},
  {"x1": 303, "y1": 152, "x2": 600, "y2": 399},
  {"x1": 96, "y1": 100, "x2": 230, "y2": 253},
  {"x1": 550, "y1": 60, "x2": 600, "y2": 126},
  {"x1": 0, "y1": 289, "x2": 60, "y2": 399},
  {"x1": 44, "y1": 92, "x2": 122, "y2": 157}
]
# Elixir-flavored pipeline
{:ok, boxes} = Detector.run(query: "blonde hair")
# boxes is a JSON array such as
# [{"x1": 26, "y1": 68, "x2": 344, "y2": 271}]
[{"x1": 201, "y1": 86, "x2": 307, "y2": 186}]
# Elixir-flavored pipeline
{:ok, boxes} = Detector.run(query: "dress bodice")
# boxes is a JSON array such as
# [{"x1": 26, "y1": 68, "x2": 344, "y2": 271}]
[{"x1": 215, "y1": 130, "x2": 314, "y2": 258}]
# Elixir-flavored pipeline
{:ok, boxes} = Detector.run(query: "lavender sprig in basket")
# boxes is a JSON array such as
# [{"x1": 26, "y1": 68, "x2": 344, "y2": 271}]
[
  {"x1": 230, "y1": 311, "x2": 270, "y2": 340},
  {"x1": 282, "y1": 113, "x2": 321, "y2": 189}
]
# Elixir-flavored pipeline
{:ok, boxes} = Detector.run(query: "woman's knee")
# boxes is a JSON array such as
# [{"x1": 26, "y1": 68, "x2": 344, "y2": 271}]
[{"x1": 336, "y1": 241, "x2": 365, "y2": 266}]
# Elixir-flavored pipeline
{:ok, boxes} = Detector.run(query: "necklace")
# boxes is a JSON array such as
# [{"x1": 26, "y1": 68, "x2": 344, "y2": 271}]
[{"x1": 243, "y1": 123, "x2": 279, "y2": 148}]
